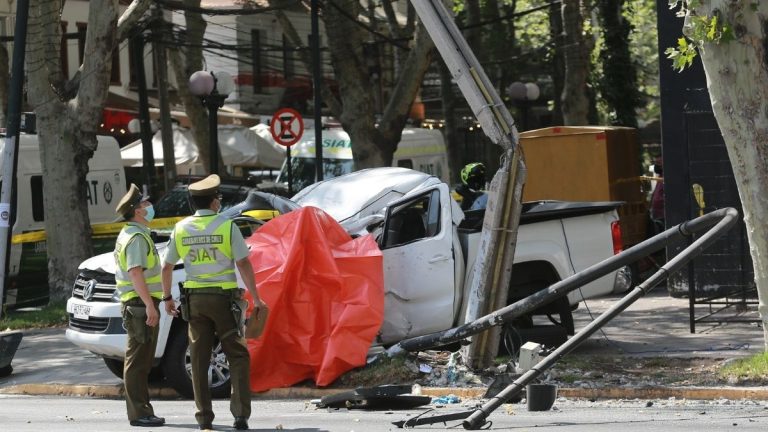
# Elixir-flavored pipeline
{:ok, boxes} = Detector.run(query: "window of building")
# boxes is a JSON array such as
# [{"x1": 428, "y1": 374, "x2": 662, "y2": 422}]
[
  {"x1": 282, "y1": 35, "x2": 294, "y2": 79},
  {"x1": 76, "y1": 22, "x2": 87, "y2": 65},
  {"x1": 60, "y1": 22, "x2": 69, "y2": 79},
  {"x1": 251, "y1": 30, "x2": 262, "y2": 93},
  {"x1": 111, "y1": 46, "x2": 121, "y2": 85},
  {"x1": 31, "y1": 176, "x2": 44, "y2": 222}
]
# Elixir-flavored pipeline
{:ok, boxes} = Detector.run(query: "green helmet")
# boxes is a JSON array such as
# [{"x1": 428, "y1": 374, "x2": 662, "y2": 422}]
[{"x1": 460, "y1": 162, "x2": 486, "y2": 190}]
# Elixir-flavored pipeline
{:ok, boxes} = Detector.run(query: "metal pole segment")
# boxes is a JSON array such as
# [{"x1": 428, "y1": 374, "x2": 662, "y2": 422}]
[
  {"x1": 392, "y1": 409, "x2": 474, "y2": 428},
  {"x1": 386, "y1": 207, "x2": 731, "y2": 356},
  {"x1": 207, "y1": 96, "x2": 220, "y2": 175},
  {"x1": 391, "y1": 208, "x2": 738, "y2": 429},
  {"x1": 132, "y1": 35, "x2": 155, "y2": 194},
  {"x1": 286, "y1": 146, "x2": 292, "y2": 196},
  {"x1": 462, "y1": 207, "x2": 738, "y2": 429},
  {"x1": 311, "y1": 0, "x2": 323, "y2": 182},
  {"x1": 0, "y1": 0, "x2": 29, "y2": 317}
]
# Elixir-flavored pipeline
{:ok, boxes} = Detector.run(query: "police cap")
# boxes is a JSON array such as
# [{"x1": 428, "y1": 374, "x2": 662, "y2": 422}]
[
  {"x1": 188, "y1": 174, "x2": 221, "y2": 197},
  {"x1": 115, "y1": 184, "x2": 147, "y2": 219}
]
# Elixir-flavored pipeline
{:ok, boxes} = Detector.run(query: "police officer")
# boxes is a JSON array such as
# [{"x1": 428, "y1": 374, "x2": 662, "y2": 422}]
[
  {"x1": 160, "y1": 174, "x2": 265, "y2": 431},
  {"x1": 114, "y1": 184, "x2": 166, "y2": 428},
  {"x1": 456, "y1": 162, "x2": 488, "y2": 211}
]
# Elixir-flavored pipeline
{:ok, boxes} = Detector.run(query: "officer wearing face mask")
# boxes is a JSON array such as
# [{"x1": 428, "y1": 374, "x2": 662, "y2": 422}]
[{"x1": 113, "y1": 184, "x2": 166, "y2": 428}]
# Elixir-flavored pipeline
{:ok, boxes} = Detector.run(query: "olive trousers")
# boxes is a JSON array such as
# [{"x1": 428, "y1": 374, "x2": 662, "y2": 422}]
[
  {"x1": 122, "y1": 298, "x2": 161, "y2": 421},
  {"x1": 187, "y1": 291, "x2": 251, "y2": 426}
]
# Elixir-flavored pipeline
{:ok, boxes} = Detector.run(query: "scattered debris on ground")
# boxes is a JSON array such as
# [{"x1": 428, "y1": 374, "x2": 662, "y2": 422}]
[{"x1": 331, "y1": 350, "x2": 755, "y2": 391}]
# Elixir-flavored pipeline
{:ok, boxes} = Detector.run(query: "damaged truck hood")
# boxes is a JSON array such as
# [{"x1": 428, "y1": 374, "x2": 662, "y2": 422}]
[{"x1": 292, "y1": 167, "x2": 447, "y2": 226}]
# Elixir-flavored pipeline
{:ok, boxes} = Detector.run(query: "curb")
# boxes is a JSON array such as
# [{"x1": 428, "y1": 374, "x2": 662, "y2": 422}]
[{"x1": 3, "y1": 383, "x2": 768, "y2": 401}]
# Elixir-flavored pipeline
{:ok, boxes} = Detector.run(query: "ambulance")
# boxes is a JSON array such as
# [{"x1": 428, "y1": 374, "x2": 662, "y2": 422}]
[
  {"x1": 274, "y1": 127, "x2": 449, "y2": 193},
  {"x1": 0, "y1": 134, "x2": 126, "y2": 307}
]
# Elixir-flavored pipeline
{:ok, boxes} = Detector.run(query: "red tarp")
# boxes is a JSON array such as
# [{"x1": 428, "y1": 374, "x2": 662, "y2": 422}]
[{"x1": 243, "y1": 206, "x2": 385, "y2": 392}]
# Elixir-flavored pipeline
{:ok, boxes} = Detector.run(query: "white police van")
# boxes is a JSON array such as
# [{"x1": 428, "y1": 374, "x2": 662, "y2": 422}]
[
  {"x1": 273, "y1": 127, "x2": 450, "y2": 193},
  {"x1": 0, "y1": 134, "x2": 125, "y2": 307}
]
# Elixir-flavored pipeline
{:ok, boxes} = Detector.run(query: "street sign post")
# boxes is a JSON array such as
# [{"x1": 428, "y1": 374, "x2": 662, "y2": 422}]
[{"x1": 270, "y1": 108, "x2": 304, "y2": 195}]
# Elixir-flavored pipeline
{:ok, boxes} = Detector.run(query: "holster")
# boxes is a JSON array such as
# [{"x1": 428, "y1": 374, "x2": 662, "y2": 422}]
[
  {"x1": 230, "y1": 290, "x2": 247, "y2": 338},
  {"x1": 178, "y1": 282, "x2": 190, "y2": 322}
]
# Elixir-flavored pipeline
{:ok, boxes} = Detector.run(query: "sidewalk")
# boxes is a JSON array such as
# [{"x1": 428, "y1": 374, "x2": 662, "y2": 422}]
[{"x1": 1, "y1": 287, "x2": 766, "y2": 400}]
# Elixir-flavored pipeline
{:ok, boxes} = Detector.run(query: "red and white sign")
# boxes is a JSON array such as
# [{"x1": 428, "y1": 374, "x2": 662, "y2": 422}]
[{"x1": 270, "y1": 108, "x2": 304, "y2": 147}]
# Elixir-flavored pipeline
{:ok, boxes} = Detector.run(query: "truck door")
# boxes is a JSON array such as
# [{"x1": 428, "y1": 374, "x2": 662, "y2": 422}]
[{"x1": 378, "y1": 183, "x2": 455, "y2": 344}]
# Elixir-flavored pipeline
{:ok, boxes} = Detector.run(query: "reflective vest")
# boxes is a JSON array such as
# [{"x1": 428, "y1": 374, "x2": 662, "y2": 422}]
[
  {"x1": 114, "y1": 224, "x2": 162, "y2": 302},
  {"x1": 174, "y1": 214, "x2": 237, "y2": 289}
]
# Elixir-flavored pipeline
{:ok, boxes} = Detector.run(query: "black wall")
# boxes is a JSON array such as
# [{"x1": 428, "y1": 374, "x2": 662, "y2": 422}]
[{"x1": 656, "y1": 1, "x2": 754, "y2": 298}]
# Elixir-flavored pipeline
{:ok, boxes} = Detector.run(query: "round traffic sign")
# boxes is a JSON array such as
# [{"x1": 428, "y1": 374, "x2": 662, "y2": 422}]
[{"x1": 270, "y1": 108, "x2": 304, "y2": 147}]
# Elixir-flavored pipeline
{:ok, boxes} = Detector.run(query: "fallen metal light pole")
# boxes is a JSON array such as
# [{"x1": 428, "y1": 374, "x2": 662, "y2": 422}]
[
  {"x1": 393, "y1": 207, "x2": 739, "y2": 429},
  {"x1": 386, "y1": 207, "x2": 734, "y2": 357}
]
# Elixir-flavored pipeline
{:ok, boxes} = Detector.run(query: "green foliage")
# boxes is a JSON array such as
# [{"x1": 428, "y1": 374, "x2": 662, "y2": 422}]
[
  {"x1": 666, "y1": 37, "x2": 698, "y2": 71},
  {"x1": 665, "y1": 1, "x2": 734, "y2": 72},
  {"x1": 719, "y1": 352, "x2": 768, "y2": 382},
  {"x1": 0, "y1": 302, "x2": 68, "y2": 330}
]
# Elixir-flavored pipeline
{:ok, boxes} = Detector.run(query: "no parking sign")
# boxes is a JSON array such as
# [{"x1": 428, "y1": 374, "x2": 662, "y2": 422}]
[{"x1": 270, "y1": 108, "x2": 304, "y2": 147}]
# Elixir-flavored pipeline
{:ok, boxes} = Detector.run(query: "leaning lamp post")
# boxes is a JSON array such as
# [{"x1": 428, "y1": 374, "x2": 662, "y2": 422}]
[{"x1": 188, "y1": 70, "x2": 235, "y2": 175}]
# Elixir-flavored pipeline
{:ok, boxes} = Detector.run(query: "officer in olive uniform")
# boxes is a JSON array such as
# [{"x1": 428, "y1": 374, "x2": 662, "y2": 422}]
[
  {"x1": 114, "y1": 184, "x2": 166, "y2": 428},
  {"x1": 161, "y1": 175, "x2": 265, "y2": 431}
]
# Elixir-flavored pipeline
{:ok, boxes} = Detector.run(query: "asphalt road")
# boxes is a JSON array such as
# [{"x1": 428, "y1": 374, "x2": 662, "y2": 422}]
[{"x1": 2, "y1": 394, "x2": 768, "y2": 432}]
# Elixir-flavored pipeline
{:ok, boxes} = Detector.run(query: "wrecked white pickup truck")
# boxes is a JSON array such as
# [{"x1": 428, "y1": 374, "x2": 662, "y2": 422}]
[{"x1": 65, "y1": 167, "x2": 626, "y2": 397}]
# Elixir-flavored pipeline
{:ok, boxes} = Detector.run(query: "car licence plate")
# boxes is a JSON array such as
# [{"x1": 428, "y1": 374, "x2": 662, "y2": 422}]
[{"x1": 73, "y1": 304, "x2": 91, "y2": 320}]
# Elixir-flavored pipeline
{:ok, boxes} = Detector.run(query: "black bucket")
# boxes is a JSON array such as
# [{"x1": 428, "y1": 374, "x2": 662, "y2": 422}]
[{"x1": 526, "y1": 383, "x2": 557, "y2": 411}]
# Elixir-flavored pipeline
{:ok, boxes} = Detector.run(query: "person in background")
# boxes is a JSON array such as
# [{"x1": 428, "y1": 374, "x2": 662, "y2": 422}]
[
  {"x1": 649, "y1": 158, "x2": 665, "y2": 235},
  {"x1": 456, "y1": 162, "x2": 488, "y2": 211},
  {"x1": 161, "y1": 174, "x2": 265, "y2": 431},
  {"x1": 113, "y1": 184, "x2": 166, "y2": 428}
]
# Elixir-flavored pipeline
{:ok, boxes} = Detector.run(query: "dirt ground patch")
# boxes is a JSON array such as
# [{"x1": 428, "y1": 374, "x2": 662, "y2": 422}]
[{"x1": 329, "y1": 352, "x2": 759, "y2": 390}]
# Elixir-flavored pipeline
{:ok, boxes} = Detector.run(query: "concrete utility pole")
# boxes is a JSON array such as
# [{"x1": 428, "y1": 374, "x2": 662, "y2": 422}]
[
  {"x1": 410, "y1": 0, "x2": 527, "y2": 369},
  {"x1": 0, "y1": 0, "x2": 29, "y2": 318},
  {"x1": 153, "y1": 5, "x2": 177, "y2": 194}
]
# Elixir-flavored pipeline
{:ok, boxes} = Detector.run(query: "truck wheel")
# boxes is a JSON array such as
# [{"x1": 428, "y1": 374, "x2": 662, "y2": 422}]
[
  {"x1": 103, "y1": 358, "x2": 164, "y2": 383},
  {"x1": 162, "y1": 323, "x2": 232, "y2": 399}
]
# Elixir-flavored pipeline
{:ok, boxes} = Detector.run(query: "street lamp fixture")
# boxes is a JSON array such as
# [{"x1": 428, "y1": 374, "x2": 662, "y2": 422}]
[
  {"x1": 507, "y1": 81, "x2": 540, "y2": 131},
  {"x1": 188, "y1": 70, "x2": 235, "y2": 174}
]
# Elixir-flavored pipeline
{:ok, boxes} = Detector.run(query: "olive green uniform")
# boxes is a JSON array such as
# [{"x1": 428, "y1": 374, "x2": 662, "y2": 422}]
[
  {"x1": 114, "y1": 222, "x2": 163, "y2": 422},
  {"x1": 163, "y1": 209, "x2": 251, "y2": 427}
]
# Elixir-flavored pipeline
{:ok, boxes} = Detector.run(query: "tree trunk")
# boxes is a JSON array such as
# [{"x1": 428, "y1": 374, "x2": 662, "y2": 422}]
[
  {"x1": 549, "y1": 1, "x2": 565, "y2": 125},
  {"x1": 561, "y1": 0, "x2": 590, "y2": 125},
  {"x1": 322, "y1": 0, "x2": 433, "y2": 170},
  {"x1": 170, "y1": 0, "x2": 210, "y2": 174},
  {"x1": 597, "y1": 0, "x2": 639, "y2": 127},
  {"x1": 27, "y1": 0, "x2": 118, "y2": 299},
  {"x1": 440, "y1": 61, "x2": 460, "y2": 183},
  {"x1": 689, "y1": 2, "x2": 768, "y2": 349}
]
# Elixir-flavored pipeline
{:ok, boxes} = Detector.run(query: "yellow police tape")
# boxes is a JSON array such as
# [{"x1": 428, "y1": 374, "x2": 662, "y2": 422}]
[{"x1": 11, "y1": 209, "x2": 280, "y2": 245}]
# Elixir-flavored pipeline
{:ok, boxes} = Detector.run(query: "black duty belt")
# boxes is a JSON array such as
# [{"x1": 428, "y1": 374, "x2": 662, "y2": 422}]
[{"x1": 185, "y1": 287, "x2": 233, "y2": 295}]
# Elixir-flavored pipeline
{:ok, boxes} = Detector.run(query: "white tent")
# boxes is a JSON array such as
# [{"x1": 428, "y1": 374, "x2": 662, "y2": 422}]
[{"x1": 120, "y1": 124, "x2": 286, "y2": 174}]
